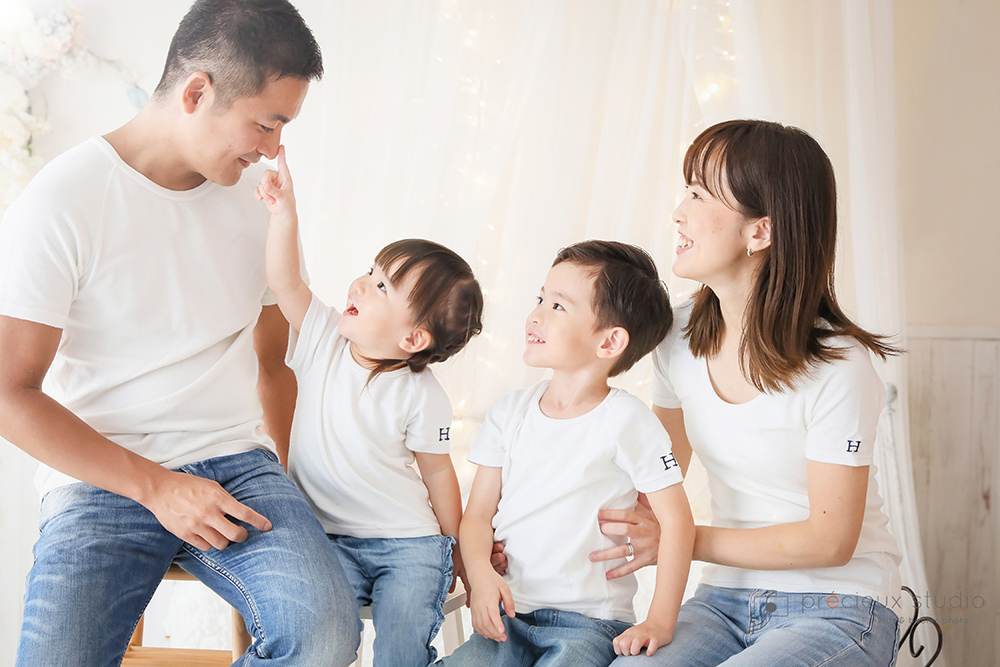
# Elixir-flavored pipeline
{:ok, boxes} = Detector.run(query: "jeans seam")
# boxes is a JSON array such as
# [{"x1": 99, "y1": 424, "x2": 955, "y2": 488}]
[
  {"x1": 856, "y1": 597, "x2": 877, "y2": 646},
  {"x1": 180, "y1": 544, "x2": 265, "y2": 657}
]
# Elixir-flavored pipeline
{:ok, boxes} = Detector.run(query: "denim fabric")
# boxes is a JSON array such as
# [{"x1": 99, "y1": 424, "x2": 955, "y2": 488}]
[
  {"x1": 436, "y1": 607, "x2": 632, "y2": 667},
  {"x1": 328, "y1": 533, "x2": 454, "y2": 667},
  {"x1": 16, "y1": 449, "x2": 361, "y2": 667},
  {"x1": 611, "y1": 584, "x2": 899, "y2": 666}
]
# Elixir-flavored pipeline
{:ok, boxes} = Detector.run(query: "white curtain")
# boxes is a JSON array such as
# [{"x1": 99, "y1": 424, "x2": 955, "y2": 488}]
[{"x1": 1, "y1": 0, "x2": 933, "y2": 662}]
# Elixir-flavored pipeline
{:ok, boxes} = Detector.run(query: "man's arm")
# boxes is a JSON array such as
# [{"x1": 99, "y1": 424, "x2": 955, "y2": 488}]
[
  {"x1": 254, "y1": 304, "x2": 297, "y2": 467},
  {"x1": 0, "y1": 314, "x2": 271, "y2": 550}
]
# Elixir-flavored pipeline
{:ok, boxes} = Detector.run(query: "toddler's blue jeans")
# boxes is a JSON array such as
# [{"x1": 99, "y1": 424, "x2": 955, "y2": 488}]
[{"x1": 16, "y1": 448, "x2": 361, "y2": 667}]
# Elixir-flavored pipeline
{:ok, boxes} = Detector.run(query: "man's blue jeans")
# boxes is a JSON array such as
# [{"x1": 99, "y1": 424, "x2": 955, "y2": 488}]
[
  {"x1": 16, "y1": 449, "x2": 361, "y2": 666},
  {"x1": 436, "y1": 607, "x2": 632, "y2": 666},
  {"x1": 611, "y1": 584, "x2": 899, "y2": 666},
  {"x1": 329, "y1": 533, "x2": 455, "y2": 667}
]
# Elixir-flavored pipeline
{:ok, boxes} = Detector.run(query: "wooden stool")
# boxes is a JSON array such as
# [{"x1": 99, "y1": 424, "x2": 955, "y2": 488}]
[{"x1": 121, "y1": 565, "x2": 252, "y2": 666}]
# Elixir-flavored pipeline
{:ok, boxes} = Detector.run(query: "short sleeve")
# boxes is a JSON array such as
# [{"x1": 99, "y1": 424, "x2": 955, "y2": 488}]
[
  {"x1": 468, "y1": 391, "x2": 517, "y2": 468},
  {"x1": 0, "y1": 180, "x2": 86, "y2": 329},
  {"x1": 286, "y1": 294, "x2": 340, "y2": 372},
  {"x1": 612, "y1": 395, "x2": 684, "y2": 493},
  {"x1": 804, "y1": 344, "x2": 886, "y2": 467},
  {"x1": 404, "y1": 371, "x2": 455, "y2": 454},
  {"x1": 651, "y1": 302, "x2": 691, "y2": 409}
]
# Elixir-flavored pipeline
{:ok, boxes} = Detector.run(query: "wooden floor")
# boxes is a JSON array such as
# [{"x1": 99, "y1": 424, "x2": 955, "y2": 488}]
[{"x1": 908, "y1": 334, "x2": 999, "y2": 667}]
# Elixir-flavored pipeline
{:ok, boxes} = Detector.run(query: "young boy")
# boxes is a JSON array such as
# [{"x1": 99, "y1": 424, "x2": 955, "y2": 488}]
[{"x1": 441, "y1": 241, "x2": 695, "y2": 665}]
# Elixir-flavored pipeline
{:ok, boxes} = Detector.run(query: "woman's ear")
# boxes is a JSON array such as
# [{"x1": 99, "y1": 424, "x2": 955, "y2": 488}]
[
  {"x1": 747, "y1": 216, "x2": 772, "y2": 254},
  {"x1": 400, "y1": 327, "x2": 432, "y2": 354},
  {"x1": 180, "y1": 71, "x2": 213, "y2": 114},
  {"x1": 597, "y1": 327, "x2": 629, "y2": 362}
]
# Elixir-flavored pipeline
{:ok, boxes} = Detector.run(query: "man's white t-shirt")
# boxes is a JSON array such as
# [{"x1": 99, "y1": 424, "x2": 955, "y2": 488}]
[
  {"x1": 651, "y1": 301, "x2": 901, "y2": 601},
  {"x1": 469, "y1": 381, "x2": 684, "y2": 623},
  {"x1": 0, "y1": 137, "x2": 276, "y2": 495},
  {"x1": 286, "y1": 295, "x2": 453, "y2": 539}
]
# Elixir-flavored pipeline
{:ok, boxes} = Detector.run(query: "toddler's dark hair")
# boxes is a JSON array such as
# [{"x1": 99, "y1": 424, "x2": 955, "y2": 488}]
[
  {"x1": 553, "y1": 240, "x2": 672, "y2": 376},
  {"x1": 366, "y1": 239, "x2": 483, "y2": 380}
]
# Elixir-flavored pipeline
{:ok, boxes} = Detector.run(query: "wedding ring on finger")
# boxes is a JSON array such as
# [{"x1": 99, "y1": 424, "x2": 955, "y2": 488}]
[{"x1": 626, "y1": 542, "x2": 634, "y2": 559}]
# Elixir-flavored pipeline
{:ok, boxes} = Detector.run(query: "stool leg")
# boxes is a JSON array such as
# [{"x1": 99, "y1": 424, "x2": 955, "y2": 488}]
[
  {"x1": 441, "y1": 609, "x2": 465, "y2": 655},
  {"x1": 232, "y1": 608, "x2": 252, "y2": 660}
]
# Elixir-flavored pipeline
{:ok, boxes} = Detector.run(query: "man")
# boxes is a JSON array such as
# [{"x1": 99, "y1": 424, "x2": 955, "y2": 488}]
[{"x1": 0, "y1": 1, "x2": 359, "y2": 664}]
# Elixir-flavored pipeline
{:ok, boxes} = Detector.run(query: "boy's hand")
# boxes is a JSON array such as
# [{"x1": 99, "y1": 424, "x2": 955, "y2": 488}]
[
  {"x1": 450, "y1": 544, "x2": 471, "y2": 606},
  {"x1": 490, "y1": 541, "x2": 509, "y2": 575},
  {"x1": 255, "y1": 145, "x2": 295, "y2": 220},
  {"x1": 612, "y1": 618, "x2": 674, "y2": 657},
  {"x1": 468, "y1": 568, "x2": 515, "y2": 642}
]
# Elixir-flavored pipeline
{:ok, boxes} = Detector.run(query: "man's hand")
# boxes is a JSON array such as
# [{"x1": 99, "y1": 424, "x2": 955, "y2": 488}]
[
  {"x1": 140, "y1": 470, "x2": 272, "y2": 551},
  {"x1": 468, "y1": 567, "x2": 516, "y2": 642},
  {"x1": 591, "y1": 493, "x2": 661, "y2": 579}
]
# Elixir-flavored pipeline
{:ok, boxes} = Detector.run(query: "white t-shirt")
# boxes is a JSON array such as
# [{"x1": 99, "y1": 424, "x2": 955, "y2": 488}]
[
  {"x1": 651, "y1": 300, "x2": 901, "y2": 600},
  {"x1": 286, "y1": 295, "x2": 454, "y2": 539},
  {"x1": 470, "y1": 381, "x2": 684, "y2": 623},
  {"x1": 0, "y1": 137, "x2": 276, "y2": 496}
]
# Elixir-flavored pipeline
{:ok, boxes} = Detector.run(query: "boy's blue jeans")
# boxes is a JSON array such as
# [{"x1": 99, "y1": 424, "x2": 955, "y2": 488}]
[
  {"x1": 611, "y1": 584, "x2": 899, "y2": 666},
  {"x1": 328, "y1": 533, "x2": 455, "y2": 667},
  {"x1": 435, "y1": 607, "x2": 632, "y2": 666},
  {"x1": 16, "y1": 449, "x2": 361, "y2": 667}
]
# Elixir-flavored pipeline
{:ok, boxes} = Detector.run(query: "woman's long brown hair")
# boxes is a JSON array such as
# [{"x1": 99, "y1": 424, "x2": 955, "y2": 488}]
[{"x1": 682, "y1": 120, "x2": 900, "y2": 393}]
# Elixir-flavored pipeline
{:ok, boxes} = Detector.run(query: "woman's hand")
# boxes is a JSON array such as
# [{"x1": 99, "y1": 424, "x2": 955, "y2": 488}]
[{"x1": 590, "y1": 494, "x2": 661, "y2": 579}]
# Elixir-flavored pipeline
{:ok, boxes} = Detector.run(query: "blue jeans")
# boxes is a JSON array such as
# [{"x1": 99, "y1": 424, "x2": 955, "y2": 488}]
[
  {"x1": 611, "y1": 584, "x2": 899, "y2": 666},
  {"x1": 328, "y1": 534, "x2": 454, "y2": 667},
  {"x1": 16, "y1": 449, "x2": 361, "y2": 667},
  {"x1": 436, "y1": 607, "x2": 632, "y2": 667}
]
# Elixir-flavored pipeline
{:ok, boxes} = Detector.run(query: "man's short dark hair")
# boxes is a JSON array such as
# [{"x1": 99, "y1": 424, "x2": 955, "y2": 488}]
[
  {"x1": 153, "y1": 0, "x2": 323, "y2": 107},
  {"x1": 553, "y1": 240, "x2": 672, "y2": 376}
]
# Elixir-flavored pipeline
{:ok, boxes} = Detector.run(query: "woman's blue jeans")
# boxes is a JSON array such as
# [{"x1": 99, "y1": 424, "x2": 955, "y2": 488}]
[
  {"x1": 329, "y1": 533, "x2": 455, "y2": 667},
  {"x1": 16, "y1": 449, "x2": 361, "y2": 666},
  {"x1": 611, "y1": 584, "x2": 899, "y2": 666}
]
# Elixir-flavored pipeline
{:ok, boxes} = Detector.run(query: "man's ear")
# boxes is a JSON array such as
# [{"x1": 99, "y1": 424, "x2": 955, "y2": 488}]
[
  {"x1": 180, "y1": 71, "x2": 213, "y2": 115},
  {"x1": 597, "y1": 327, "x2": 629, "y2": 361},
  {"x1": 747, "y1": 216, "x2": 772, "y2": 254},
  {"x1": 400, "y1": 327, "x2": 432, "y2": 355}
]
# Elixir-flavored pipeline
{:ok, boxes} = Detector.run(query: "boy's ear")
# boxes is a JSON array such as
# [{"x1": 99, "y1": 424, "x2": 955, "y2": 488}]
[
  {"x1": 597, "y1": 327, "x2": 629, "y2": 361},
  {"x1": 399, "y1": 327, "x2": 432, "y2": 355},
  {"x1": 180, "y1": 71, "x2": 213, "y2": 114}
]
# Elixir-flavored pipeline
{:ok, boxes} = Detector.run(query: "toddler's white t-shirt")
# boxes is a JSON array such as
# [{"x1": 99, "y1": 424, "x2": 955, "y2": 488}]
[
  {"x1": 470, "y1": 381, "x2": 684, "y2": 623},
  {"x1": 0, "y1": 137, "x2": 276, "y2": 495},
  {"x1": 651, "y1": 300, "x2": 901, "y2": 601},
  {"x1": 287, "y1": 295, "x2": 453, "y2": 538}
]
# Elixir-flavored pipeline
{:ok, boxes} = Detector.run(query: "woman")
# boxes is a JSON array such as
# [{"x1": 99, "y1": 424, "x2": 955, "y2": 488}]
[{"x1": 609, "y1": 120, "x2": 902, "y2": 665}]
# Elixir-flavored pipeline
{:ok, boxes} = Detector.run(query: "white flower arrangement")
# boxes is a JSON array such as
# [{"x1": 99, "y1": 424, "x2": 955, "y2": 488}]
[{"x1": 0, "y1": 3, "x2": 87, "y2": 215}]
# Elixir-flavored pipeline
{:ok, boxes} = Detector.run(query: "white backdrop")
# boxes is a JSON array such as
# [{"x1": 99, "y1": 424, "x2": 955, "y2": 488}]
[{"x1": 0, "y1": 1, "x2": 932, "y2": 664}]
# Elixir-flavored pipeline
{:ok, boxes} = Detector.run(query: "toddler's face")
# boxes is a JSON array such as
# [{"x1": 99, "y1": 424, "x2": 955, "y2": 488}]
[
  {"x1": 523, "y1": 262, "x2": 606, "y2": 372},
  {"x1": 337, "y1": 260, "x2": 419, "y2": 364}
]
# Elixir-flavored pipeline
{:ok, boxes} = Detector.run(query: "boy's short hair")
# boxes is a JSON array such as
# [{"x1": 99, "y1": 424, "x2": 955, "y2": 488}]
[
  {"x1": 553, "y1": 240, "x2": 672, "y2": 376},
  {"x1": 153, "y1": 0, "x2": 323, "y2": 107}
]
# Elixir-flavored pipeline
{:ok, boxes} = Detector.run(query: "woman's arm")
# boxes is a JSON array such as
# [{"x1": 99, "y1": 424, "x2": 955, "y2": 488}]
[
  {"x1": 414, "y1": 451, "x2": 466, "y2": 592},
  {"x1": 256, "y1": 146, "x2": 312, "y2": 332},
  {"x1": 694, "y1": 461, "x2": 868, "y2": 569}
]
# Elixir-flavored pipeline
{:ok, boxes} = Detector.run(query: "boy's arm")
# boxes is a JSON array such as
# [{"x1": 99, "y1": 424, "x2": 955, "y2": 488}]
[
  {"x1": 414, "y1": 452, "x2": 467, "y2": 593},
  {"x1": 461, "y1": 464, "x2": 516, "y2": 642},
  {"x1": 612, "y1": 483, "x2": 694, "y2": 657},
  {"x1": 256, "y1": 145, "x2": 312, "y2": 332}
]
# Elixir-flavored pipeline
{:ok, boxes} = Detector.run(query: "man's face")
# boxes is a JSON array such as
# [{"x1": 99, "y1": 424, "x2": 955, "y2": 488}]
[{"x1": 191, "y1": 76, "x2": 309, "y2": 186}]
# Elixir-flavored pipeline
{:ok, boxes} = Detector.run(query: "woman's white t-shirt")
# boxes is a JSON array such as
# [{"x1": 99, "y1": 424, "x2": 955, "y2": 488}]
[
  {"x1": 287, "y1": 295, "x2": 453, "y2": 538},
  {"x1": 651, "y1": 300, "x2": 901, "y2": 601}
]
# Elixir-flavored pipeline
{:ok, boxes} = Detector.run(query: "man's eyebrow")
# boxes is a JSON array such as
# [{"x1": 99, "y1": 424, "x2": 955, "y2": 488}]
[{"x1": 268, "y1": 114, "x2": 292, "y2": 124}]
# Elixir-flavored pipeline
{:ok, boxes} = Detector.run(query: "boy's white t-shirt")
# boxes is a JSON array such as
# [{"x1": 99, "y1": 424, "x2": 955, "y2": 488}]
[
  {"x1": 0, "y1": 137, "x2": 277, "y2": 496},
  {"x1": 470, "y1": 381, "x2": 684, "y2": 623},
  {"x1": 286, "y1": 295, "x2": 454, "y2": 538},
  {"x1": 651, "y1": 300, "x2": 901, "y2": 601}
]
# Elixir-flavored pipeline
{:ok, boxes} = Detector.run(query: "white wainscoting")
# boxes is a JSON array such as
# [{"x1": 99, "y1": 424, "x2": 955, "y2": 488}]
[{"x1": 907, "y1": 328, "x2": 1000, "y2": 667}]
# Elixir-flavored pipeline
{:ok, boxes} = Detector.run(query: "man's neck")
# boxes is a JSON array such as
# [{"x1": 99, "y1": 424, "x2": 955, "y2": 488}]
[
  {"x1": 539, "y1": 368, "x2": 611, "y2": 420},
  {"x1": 103, "y1": 108, "x2": 206, "y2": 191}
]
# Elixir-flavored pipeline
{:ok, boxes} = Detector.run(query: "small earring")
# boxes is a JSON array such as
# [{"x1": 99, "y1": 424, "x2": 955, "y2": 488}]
[{"x1": 747, "y1": 247, "x2": 754, "y2": 257}]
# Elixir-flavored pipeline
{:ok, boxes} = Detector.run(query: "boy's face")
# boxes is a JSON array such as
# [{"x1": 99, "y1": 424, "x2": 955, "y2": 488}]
[
  {"x1": 524, "y1": 261, "x2": 608, "y2": 372},
  {"x1": 188, "y1": 75, "x2": 309, "y2": 186}
]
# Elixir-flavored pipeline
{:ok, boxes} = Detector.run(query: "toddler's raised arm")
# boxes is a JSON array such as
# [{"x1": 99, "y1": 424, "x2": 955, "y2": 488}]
[{"x1": 256, "y1": 145, "x2": 312, "y2": 332}]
